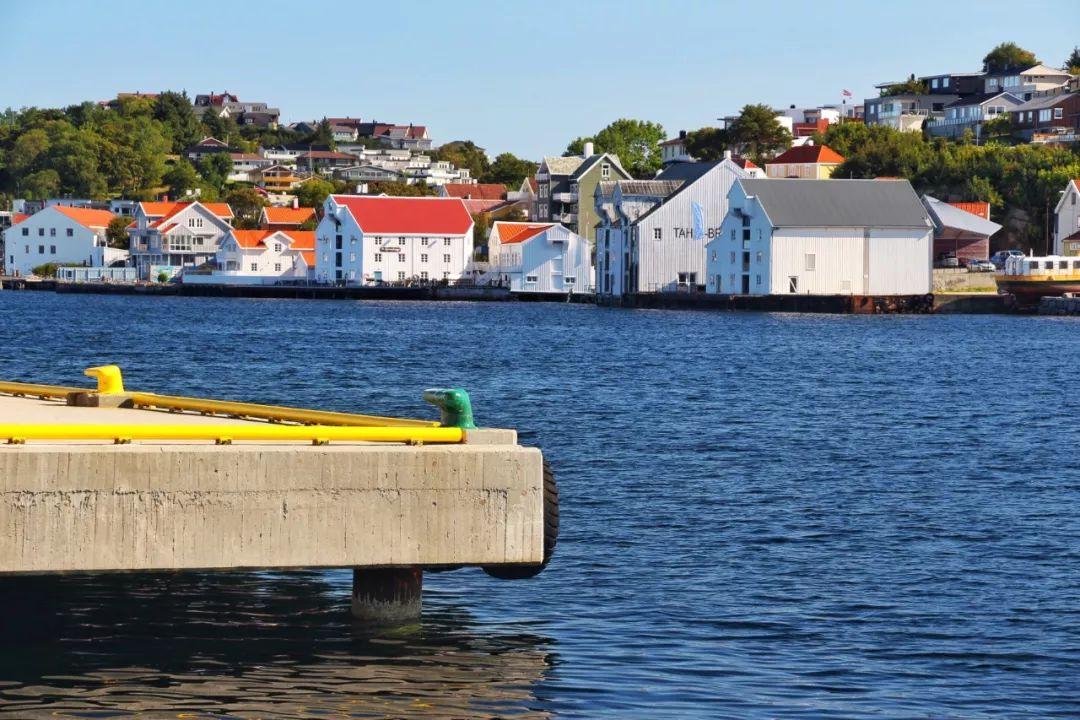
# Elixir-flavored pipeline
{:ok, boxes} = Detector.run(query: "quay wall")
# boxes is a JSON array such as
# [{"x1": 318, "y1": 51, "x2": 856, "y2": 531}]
[
  {"x1": 0, "y1": 443, "x2": 544, "y2": 574},
  {"x1": 601, "y1": 293, "x2": 936, "y2": 314},
  {"x1": 1038, "y1": 295, "x2": 1080, "y2": 315}
]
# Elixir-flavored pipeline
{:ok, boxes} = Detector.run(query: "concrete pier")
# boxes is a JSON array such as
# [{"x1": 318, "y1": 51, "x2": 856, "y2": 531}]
[{"x1": 0, "y1": 388, "x2": 550, "y2": 622}]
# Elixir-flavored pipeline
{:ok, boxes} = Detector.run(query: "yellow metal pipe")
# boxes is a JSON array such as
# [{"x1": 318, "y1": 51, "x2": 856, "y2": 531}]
[
  {"x1": 0, "y1": 424, "x2": 463, "y2": 445},
  {"x1": 125, "y1": 393, "x2": 440, "y2": 428},
  {"x1": 0, "y1": 381, "x2": 84, "y2": 399}
]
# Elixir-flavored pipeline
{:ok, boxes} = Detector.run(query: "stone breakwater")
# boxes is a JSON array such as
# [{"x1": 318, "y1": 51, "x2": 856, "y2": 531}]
[{"x1": 1038, "y1": 295, "x2": 1080, "y2": 315}]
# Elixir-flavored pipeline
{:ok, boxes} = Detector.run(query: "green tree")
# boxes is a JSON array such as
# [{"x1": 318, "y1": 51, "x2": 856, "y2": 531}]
[
  {"x1": 224, "y1": 186, "x2": 268, "y2": 229},
  {"x1": 472, "y1": 212, "x2": 489, "y2": 254},
  {"x1": 727, "y1": 105, "x2": 792, "y2": 165},
  {"x1": 201, "y1": 112, "x2": 237, "y2": 145},
  {"x1": 982, "y1": 114, "x2": 1014, "y2": 142},
  {"x1": 366, "y1": 180, "x2": 438, "y2": 197},
  {"x1": 1065, "y1": 46, "x2": 1080, "y2": 74},
  {"x1": 564, "y1": 119, "x2": 666, "y2": 178},
  {"x1": 481, "y1": 152, "x2": 536, "y2": 188},
  {"x1": 21, "y1": 169, "x2": 60, "y2": 199},
  {"x1": 982, "y1": 42, "x2": 1038, "y2": 72},
  {"x1": 197, "y1": 152, "x2": 232, "y2": 193},
  {"x1": 294, "y1": 177, "x2": 336, "y2": 208},
  {"x1": 434, "y1": 140, "x2": 491, "y2": 181},
  {"x1": 880, "y1": 74, "x2": 928, "y2": 97},
  {"x1": 684, "y1": 127, "x2": 729, "y2": 161},
  {"x1": 154, "y1": 91, "x2": 202, "y2": 154},
  {"x1": 106, "y1": 216, "x2": 131, "y2": 249},
  {"x1": 163, "y1": 159, "x2": 200, "y2": 199}
]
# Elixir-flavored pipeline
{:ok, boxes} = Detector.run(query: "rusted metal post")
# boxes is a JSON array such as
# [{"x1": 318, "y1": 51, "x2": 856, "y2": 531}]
[{"x1": 351, "y1": 567, "x2": 422, "y2": 624}]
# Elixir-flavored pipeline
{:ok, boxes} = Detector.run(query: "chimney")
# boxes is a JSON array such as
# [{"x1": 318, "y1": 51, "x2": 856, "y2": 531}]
[
  {"x1": 583, "y1": 141, "x2": 594, "y2": 158},
  {"x1": 724, "y1": 150, "x2": 732, "y2": 160},
  {"x1": 292, "y1": 197, "x2": 299, "y2": 209},
  {"x1": 679, "y1": 130, "x2": 687, "y2": 139}
]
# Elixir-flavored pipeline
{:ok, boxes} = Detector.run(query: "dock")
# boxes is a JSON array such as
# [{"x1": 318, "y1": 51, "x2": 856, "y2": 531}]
[{"x1": 0, "y1": 367, "x2": 556, "y2": 623}]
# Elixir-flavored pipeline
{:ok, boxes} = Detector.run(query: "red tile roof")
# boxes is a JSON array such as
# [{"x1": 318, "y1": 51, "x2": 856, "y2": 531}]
[
  {"x1": 139, "y1": 201, "x2": 233, "y2": 221},
  {"x1": 442, "y1": 183, "x2": 507, "y2": 200},
  {"x1": 10, "y1": 212, "x2": 29, "y2": 226},
  {"x1": 53, "y1": 205, "x2": 115, "y2": 229},
  {"x1": 462, "y1": 199, "x2": 508, "y2": 215},
  {"x1": 494, "y1": 222, "x2": 555, "y2": 244},
  {"x1": 230, "y1": 229, "x2": 315, "y2": 250},
  {"x1": 947, "y1": 201, "x2": 991, "y2": 220},
  {"x1": 731, "y1": 156, "x2": 759, "y2": 170},
  {"x1": 767, "y1": 144, "x2": 845, "y2": 165},
  {"x1": 263, "y1": 206, "x2": 316, "y2": 226},
  {"x1": 331, "y1": 195, "x2": 473, "y2": 235}
]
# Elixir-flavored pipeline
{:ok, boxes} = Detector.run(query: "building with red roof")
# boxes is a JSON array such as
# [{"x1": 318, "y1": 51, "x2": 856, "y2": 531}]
[
  {"x1": 183, "y1": 229, "x2": 316, "y2": 286},
  {"x1": 2, "y1": 205, "x2": 126, "y2": 276},
  {"x1": 488, "y1": 221, "x2": 591, "y2": 294},
  {"x1": 128, "y1": 201, "x2": 235, "y2": 280},
  {"x1": 440, "y1": 183, "x2": 507, "y2": 201},
  {"x1": 315, "y1": 195, "x2": 474, "y2": 285},
  {"x1": 765, "y1": 143, "x2": 845, "y2": 179},
  {"x1": 261, "y1": 206, "x2": 316, "y2": 231}
]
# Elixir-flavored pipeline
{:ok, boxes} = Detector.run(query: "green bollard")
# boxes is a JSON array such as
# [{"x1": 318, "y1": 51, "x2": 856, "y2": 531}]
[{"x1": 423, "y1": 388, "x2": 477, "y2": 429}]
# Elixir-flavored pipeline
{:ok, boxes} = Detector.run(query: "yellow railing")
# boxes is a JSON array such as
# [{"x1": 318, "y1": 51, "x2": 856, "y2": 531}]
[
  {"x1": 0, "y1": 424, "x2": 462, "y2": 445},
  {"x1": 0, "y1": 365, "x2": 449, "y2": 441}
]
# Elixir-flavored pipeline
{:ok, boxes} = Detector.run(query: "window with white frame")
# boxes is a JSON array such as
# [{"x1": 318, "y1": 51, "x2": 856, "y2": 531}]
[
  {"x1": 601, "y1": 163, "x2": 610, "y2": 179},
  {"x1": 397, "y1": 271, "x2": 405, "y2": 280},
  {"x1": 250, "y1": 263, "x2": 257, "y2": 271},
  {"x1": 525, "y1": 274, "x2": 538, "y2": 283},
  {"x1": 805, "y1": 253, "x2": 816, "y2": 271},
  {"x1": 443, "y1": 254, "x2": 450, "y2": 263},
  {"x1": 274, "y1": 243, "x2": 282, "y2": 252},
  {"x1": 274, "y1": 263, "x2": 282, "y2": 272},
  {"x1": 374, "y1": 253, "x2": 382, "y2": 262},
  {"x1": 444, "y1": 238, "x2": 451, "y2": 246},
  {"x1": 421, "y1": 254, "x2": 428, "y2": 263},
  {"x1": 398, "y1": 254, "x2": 406, "y2": 262},
  {"x1": 654, "y1": 228, "x2": 662, "y2": 240}
]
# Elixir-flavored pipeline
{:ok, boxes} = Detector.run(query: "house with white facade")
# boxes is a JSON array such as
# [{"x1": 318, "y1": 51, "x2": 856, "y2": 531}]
[
  {"x1": 127, "y1": 201, "x2": 234, "y2": 279},
  {"x1": 183, "y1": 229, "x2": 314, "y2": 285},
  {"x1": 983, "y1": 64, "x2": 1073, "y2": 100},
  {"x1": 3, "y1": 205, "x2": 126, "y2": 276},
  {"x1": 487, "y1": 222, "x2": 591, "y2": 294},
  {"x1": 925, "y1": 91, "x2": 1023, "y2": 139},
  {"x1": 314, "y1": 195, "x2": 473, "y2": 285},
  {"x1": 706, "y1": 179, "x2": 933, "y2": 296},
  {"x1": 594, "y1": 154, "x2": 752, "y2": 297},
  {"x1": 1054, "y1": 178, "x2": 1080, "y2": 256}
]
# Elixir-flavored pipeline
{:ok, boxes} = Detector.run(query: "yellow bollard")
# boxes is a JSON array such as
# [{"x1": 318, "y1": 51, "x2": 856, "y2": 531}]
[{"x1": 84, "y1": 365, "x2": 125, "y2": 395}]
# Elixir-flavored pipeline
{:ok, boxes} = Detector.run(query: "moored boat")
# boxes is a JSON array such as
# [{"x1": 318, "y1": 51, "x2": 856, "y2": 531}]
[{"x1": 995, "y1": 255, "x2": 1080, "y2": 304}]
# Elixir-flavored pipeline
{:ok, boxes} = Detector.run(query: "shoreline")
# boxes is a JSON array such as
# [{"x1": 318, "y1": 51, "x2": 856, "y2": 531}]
[{"x1": 0, "y1": 277, "x2": 1019, "y2": 313}]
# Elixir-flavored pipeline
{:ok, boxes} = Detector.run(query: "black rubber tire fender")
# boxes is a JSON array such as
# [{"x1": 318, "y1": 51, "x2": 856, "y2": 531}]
[{"x1": 483, "y1": 459, "x2": 557, "y2": 580}]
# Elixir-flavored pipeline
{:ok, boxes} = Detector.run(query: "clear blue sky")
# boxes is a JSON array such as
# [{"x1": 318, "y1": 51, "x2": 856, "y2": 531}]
[{"x1": 2, "y1": 0, "x2": 1077, "y2": 159}]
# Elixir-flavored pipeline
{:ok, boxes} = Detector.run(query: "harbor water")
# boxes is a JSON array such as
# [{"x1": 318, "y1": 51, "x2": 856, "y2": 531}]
[{"x1": 0, "y1": 293, "x2": 1077, "y2": 718}]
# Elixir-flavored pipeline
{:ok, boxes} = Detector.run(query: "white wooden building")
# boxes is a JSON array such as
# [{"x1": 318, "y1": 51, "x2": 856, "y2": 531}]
[
  {"x1": 706, "y1": 179, "x2": 933, "y2": 296},
  {"x1": 183, "y1": 229, "x2": 314, "y2": 285},
  {"x1": 1054, "y1": 179, "x2": 1080, "y2": 256},
  {"x1": 127, "y1": 201, "x2": 235, "y2": 279},
  {"x1": 487, "y1": 222, "x2": 591, "y2": 294},
  {"x1": 3, "y1": 205, "x2": 126, "y2": 276},
  {"x1": 595, "y1": 154, "x2": 752, "y2": 296},
  {"x1": 314, "y1": 195, "x2": 473, "y2": 285}
]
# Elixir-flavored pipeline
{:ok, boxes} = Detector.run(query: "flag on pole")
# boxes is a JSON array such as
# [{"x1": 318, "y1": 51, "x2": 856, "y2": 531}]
[
  {"x1": 692, "y1": 201, "x2": 705, "y2": 240},
  {"x1": 842, "y1": 89, "x2": 853, "y2": 97}
]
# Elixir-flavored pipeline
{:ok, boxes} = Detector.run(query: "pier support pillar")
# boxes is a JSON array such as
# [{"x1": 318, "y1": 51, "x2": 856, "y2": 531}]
[{"x1": 351, "y1": 567, "x2": 422, "y2": 624}]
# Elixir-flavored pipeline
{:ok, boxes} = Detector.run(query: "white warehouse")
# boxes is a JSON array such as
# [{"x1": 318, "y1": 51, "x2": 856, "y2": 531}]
[
  {"x1": 595, "y1": 154, "x2": 752, "y2": 297},
  {"x1": 706, "y1": 179, "x2": 933, "y2": 296},
  {"x1": 314, "y1": 195, "x2": 474, "y2": 285},
  {"x1": 487, "y1": 222, "x2": 591, "y2": 294},
  {"x1": 3, "y1": 205, "x2": 126, "y2": 276}
]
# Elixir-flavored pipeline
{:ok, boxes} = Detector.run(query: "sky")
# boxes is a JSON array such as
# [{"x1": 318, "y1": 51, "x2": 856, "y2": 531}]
[{"x1": 1, "y1": 0, "x2": 1077, "y2": 159}]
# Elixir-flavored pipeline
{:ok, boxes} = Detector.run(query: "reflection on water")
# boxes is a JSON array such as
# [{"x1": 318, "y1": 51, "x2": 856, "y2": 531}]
[{"x1": 0, "y1": 572, "x2": 554, "y2": 718}]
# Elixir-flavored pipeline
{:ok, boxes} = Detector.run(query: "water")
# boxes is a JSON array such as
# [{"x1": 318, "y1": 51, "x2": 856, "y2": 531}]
[{"x1": 0, "y1": 293, "x2": 1078, "y2": 719}]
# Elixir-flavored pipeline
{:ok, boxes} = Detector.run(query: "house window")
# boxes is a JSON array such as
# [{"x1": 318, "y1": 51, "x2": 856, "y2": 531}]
[
  {"x1": 1054, "y1": 107, "x2": 1063, "y2": 119},
  {"x1": 50, "y1": 245, "x2": 56, "y2": 254},
  {"x1": 274, "y1": 263, "x2": 282, "y2": 272},
  {"x1": 931, "y1": 78, "x2": 939, "y2": 89},
  {"x1": 420, "y1": 271, "x2": 429, "y2": 280},
  {"x1": 654, "y1": 228, "x2": 662, "y2": 240},
  {"x1": 397, "y1": 271, "x2": 405, "y2": 280},
  {"x1": 375, "y1": 253, "x2": 383, "y2": 262},
  {"x1": 21, "y1": 228, "x2": 27, "y2": 236},
  {"x1": 335, "y1": 235, "x2": 342, "y2": 249},
  {"x1": 38, "y1": 245, "x2": 44, "y2": 254},
  {"x1": 565, "y1": 276, "x2": 576, "y2": 284},
  {"x1": 525, "y1": 275, "x2": 538, "y2": 283},
  {"x1": 601, "y1": 163, "x2": 610, "y2": 179},
  {"x1": 49, "y1": 228, "x2": 55, "y2": 236},
  {"x1": 755, "y1": 274, "x2": 762, "y2": 286},
  {"x1": 421, "y1": 254, "x2": 428, "y2": 263},
  {"x1": 443, "y1": 254, "x2": 451, "y2": 263},
  {"x1": 756, "y1": 251, "x2": 763, "y2": 262},
  {"x1": 730, "y1": 228, "x2": 735, "y2": 241},
  {"x1": 250, "y1": 263, "x2": 258, "y2": 271},
  {"x1": 730, "y1": 251, "x2": 736, "y2": 263},
  {"x1": 38, "y1": 228, "x2": 44, "y2": 236},
  {"x1": 274, "y1": 243, "x2": 282, "y2": 252},
  {"x1": 398, "y1": 237, "x2": 406, "y2": 245},
  {"x1": 805, "y1": 253, "x2": 816, "y2": 271},
  {"x1": 789, "y1": 276, "x2": 798, "y2": 293},
  {"x1": 399, "y1": 254, "x2": 406, "y2": 262},
  {"x1": 444, "y1": 238, "x2": 451, "y2": 246},
  {"x1": 349, "y1": 253, "x2": 356, "y2": 262},
  {"x1": 65, "y1": 228, "x2": 73, "y2": 237}
]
